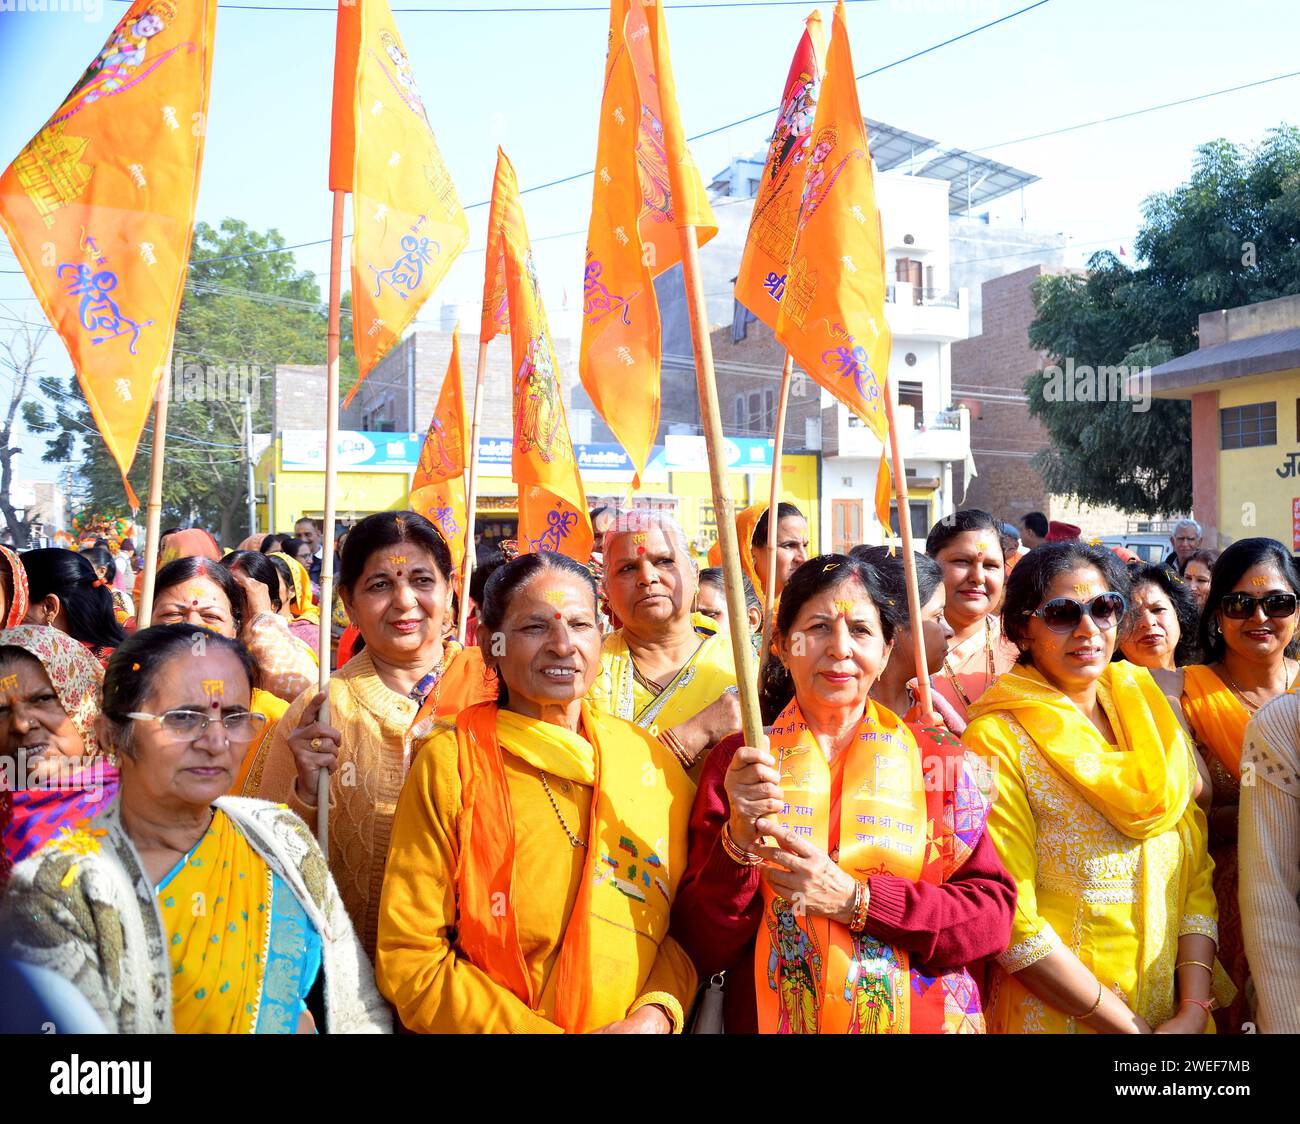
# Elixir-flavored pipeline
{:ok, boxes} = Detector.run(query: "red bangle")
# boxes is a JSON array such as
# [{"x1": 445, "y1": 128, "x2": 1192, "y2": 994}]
[{"x1": 1180, "y1": 998, "x2": 1214, "y2": 1013}]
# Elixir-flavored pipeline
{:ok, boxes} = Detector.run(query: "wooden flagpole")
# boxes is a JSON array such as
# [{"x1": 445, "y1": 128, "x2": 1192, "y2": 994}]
[
  {"x1": 315, "y1": 188, "x2": 346, "y2": 850},
  {"x1": 457, "y1": 340, "x2": 489, "y2": 643},
  {"x1": 679, "y1": 226, "x2": 765, "y2": 750},
  {"x1": 759, "y1": 351, "x2": 794, "y2": 666},
  {"x1": 881, "y1": 391, "x2": 937, "y2": 721},
  {"x1": 136, "y1": 358, "x2": 175, "y2": 629}
]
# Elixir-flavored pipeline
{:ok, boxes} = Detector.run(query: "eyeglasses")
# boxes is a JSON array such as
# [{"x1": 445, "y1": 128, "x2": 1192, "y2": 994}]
[
  {"x1": 123, "y1": 708, "x2": 267, "y2": 743},
  {"x1": 1027, "y1": 592, "x2": 1126, "y2": 634},
  {"x1": 1219, "y1": 592, "x2": 1299, "y2": 620}
]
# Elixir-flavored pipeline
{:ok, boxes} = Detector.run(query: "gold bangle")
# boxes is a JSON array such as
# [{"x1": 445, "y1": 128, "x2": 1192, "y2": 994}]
[
  {"x1": 849, "y1": 880, "x2": 870, "y2": 932},
  {"x1": 1175, "y1": 959, "x2": 1214, "y2": 974},
  {"x1": 720, "y1": 823, "x2": 763, "y2": 867},
  {"x1": 1075, "y1": 981, "x2": 1104, "y2": 1021}
]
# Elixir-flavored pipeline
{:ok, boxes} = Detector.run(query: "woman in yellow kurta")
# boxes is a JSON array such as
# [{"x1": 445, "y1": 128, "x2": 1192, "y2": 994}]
[
  {"x1": 376, "y1": 550, "x2": 696, "y2": 1033},
  {"x1": 964, "y1": 541, "x2": 1224, "y2": 1034},
  {"x1": 1154, "y1": 537, "x2": 1300, "y2": 1032},
  {"x1": 590, "y1": 510, "x2": 738, "y2": 779}
]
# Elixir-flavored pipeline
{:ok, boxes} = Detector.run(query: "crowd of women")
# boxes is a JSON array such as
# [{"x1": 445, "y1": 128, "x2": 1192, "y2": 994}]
[{"x1": 0, "y1": 502, "x2": 1296, "y2": 1035}]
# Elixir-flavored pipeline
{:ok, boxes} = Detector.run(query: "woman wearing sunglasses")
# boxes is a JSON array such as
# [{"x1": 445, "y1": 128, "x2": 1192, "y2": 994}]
[
  {"x1": 1160, "y1": 537, "x2": 1300, "y2": 1033},
  {"x1": 964, "y1": 542, "x2": 1221, "y2": 1034},
  {"x1": 0, "y1": 624, "x2": 389, "y2": 1033}
]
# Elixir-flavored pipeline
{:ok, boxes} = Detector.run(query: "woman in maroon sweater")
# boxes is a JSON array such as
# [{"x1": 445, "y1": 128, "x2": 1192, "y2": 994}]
[{"x1": 671, "y1": 555, "x2": 1015, "y2": 1033}]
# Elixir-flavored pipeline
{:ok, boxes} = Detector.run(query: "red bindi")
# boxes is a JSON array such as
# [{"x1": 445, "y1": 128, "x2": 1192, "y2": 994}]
[
  {"x1": 637, "y1": 546, "x2": 645, "y2": 555},
  {"x1": 554, "y1": 612, "x2": 562, "y2": 620}
]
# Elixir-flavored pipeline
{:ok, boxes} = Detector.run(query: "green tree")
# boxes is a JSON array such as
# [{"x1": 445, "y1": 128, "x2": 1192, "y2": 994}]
[
  {"x1": 24, "y1": 219, "x2": 356, "y2": 544},
  {"x1": 1026, "y1": 125, "x2": 1300, "y2": 515}
]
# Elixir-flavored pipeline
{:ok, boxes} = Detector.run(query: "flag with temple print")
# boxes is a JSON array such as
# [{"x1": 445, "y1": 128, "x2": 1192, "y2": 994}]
[
  {"x1": 775, "y1": 0, "x2": 890, "y2": 441},
  {"x1": 332, "y1": 0, "x2": 468, "y2": 405},
  {"x1": 0, "y1": 0, "x2": 218, "y2": 507},
  {"x1": 580, "y1": 0, "x2": 716, "y2": 486},
  {"x1": 735, "y1": 9, "x2": 826, "y2": 329},
  {"x1": 410, "y1": 328, "x2": 469, "y2": 573},
  {"x1": 489, "y1": 149, "x2": 593, "y2": 562}
]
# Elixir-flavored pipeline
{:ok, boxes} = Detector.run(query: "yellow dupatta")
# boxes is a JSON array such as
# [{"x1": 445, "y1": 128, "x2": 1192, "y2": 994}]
[
  {"x1": 271, "y1": 551, "x2": 320, "y2": 626},
  {"x1": 755, "y1": 697, "x2": 938, "y2": 1035},
  {"x1": 968, "y1": 661, "x2": 1192, "y2": 840},
  {"x1": 454, "y1": 702, "x2": 687, "y2": 1032},
  {"x1": 159, "y1": 809, "x2": 272, "y2": 1034}
]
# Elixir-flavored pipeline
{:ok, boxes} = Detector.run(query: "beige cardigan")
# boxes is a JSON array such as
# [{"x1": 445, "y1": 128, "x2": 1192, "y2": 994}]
[
  {"x1": 1240, "y1": 692, "x2": 1300, "y2": 1033},
  {"x1": 0, "y1": 796, "x2": 391, "y2": 1034}
]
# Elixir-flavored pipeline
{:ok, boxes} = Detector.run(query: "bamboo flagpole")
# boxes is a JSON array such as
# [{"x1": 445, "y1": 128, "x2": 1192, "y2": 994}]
[
  {"x1": 880, "y1": 393, "x2": 938, "y2": 722},
  {"x1": 679, "y1": 227, "x2": 765, "y2": 750},
  {"x1": 457, "y1": 340, "x2": 489, "y2": 643},
  {"x1": 136, "y1": 360, "x2": 175, "y2": 629},
  {"x1": 759, "y1": 351, "x2": 794, "y2": 665},
  {"x1": 314, "y1": 189, "x2": 346, "y2": 850}
]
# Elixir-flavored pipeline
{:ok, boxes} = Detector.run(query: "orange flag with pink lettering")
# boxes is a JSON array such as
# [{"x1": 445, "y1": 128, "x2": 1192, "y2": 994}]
[
  {"x1": 0, "y1": 0, "x2": 218, "y2": 507},
  {"x1": 579, "y1": 0, "x2": 716, "y2": 486},
  {"x1": 409, "y1": 328, "x2": 469, "y2": 573},
  {"x1": 775, "y1": 0, "x2": 891, "y2": 442},
  {"x1": 735, "y1": 10, "x2": 826, "y2": 329},
  {"x1": 489, "y1": 150, "x2": 592, "y2": 562},
  {"x1": 333, "y1": 0, "x2": 468, "y2": 405}
]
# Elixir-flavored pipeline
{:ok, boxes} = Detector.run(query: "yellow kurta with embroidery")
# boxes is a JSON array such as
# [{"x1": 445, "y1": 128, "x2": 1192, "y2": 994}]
[
  {"x1": 589, "y1": 613, "x2": 736, "y2": 744},
  {"x1": 964, "y1": 664, "x2": 1219, "y2": 1034},
  {"x1": 375, "y1": 713, "x2": 697, "y2": 1033}
]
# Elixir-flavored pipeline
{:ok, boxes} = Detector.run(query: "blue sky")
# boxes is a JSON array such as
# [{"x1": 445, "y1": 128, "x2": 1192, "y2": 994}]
[{"x1": 1, "y1": 0, "x2": 1296, "y2": 485}]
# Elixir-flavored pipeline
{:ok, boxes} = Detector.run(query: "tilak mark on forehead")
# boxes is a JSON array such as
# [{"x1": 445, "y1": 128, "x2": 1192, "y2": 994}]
[
  {"x1": 0, "y1": 673, "x2": 17, "y2": 693},
  {"x1": 1250, "y1": 576, "x2": 1268, "y2": 588}
]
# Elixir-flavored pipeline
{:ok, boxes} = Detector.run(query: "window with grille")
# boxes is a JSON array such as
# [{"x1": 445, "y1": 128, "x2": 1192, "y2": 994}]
[{"x1": 1220, "y1": 402, "x2": 1276, "y2": 450}]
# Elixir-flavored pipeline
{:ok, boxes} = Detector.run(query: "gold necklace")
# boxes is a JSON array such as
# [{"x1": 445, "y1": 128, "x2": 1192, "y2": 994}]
[
  {"x1": 1220, "y1": 658, "x2": 1298, "y2": 713},
  {"x1": 941, "y1": 616, "x2": 996, "y2": 707},
  {"x1": 538, "y1": 772, "x2": 587, "y2": 848}
]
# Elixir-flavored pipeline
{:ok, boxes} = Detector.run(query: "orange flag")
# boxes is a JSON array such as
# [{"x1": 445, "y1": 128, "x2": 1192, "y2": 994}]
[
  {"x1": 735, "y1": 10, "x2": 827, "y2": 329},
  {"x1": 480, "y1": 186, "x2": 509, "y2": 344},
  {"x1": 410, "y1": 328, "x2": 469, "y2": 573},
  {"x1": 486, "y1": 150, "x2": 592, "y2": 563},
  {"x1": 579, "y1": 0, "x2": 716, "y2": 485},
  {"x1": 333, "y1": 0, "x2": 468, "y2": 405},
  {"x1": 0, "y1": 0, "x2": 218, "y2": 507},
  {"x1": 775, "y1": 0, "x2": 891, "y2": 442}
]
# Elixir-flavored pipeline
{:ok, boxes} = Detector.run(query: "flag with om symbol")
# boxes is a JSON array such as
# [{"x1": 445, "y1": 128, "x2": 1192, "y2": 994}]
[
  {"x1": 331, "y1": 0, "x2": 468, "y2": 404},
  {"x1": 487, "y1": 149, "x2": 592, "y2": 564},
  {"x1": 774, "y1": 1, "x2": 891, "y2": 443},
  {"x1": 578, "y1": 0, "x2": 716, "y2": 486},
  {"x1": 409, "y1": 328, "x2": 469, "y2": 573},
  {"x1": 0, "y1": 0, "x2": 218, "y2": 507}
]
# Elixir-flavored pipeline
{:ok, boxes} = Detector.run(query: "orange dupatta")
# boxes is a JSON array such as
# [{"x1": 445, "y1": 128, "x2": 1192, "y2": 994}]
[{"x1": 707, "y1": 501, "x2": 767, "y2": 599}]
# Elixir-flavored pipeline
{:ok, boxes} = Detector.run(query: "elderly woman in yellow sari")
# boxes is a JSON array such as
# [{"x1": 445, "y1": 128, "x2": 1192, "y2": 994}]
[
  {"x1": 590, "y1": 510, "x2": 739, "y2": 778},
  {"x1": 254, "y1": 512, "x2": 495, "y2": 958},
  {"x1": 0, "y1": 624, "x2": 389, "y2": 1033},
  {"x1": 964, "y1": 541, "x2": 1224, "y2": 1034},
  {"x1": 376, "y1": 550, "x2": 696, "y2": 1032},
  {"x1": 1153, "y1": 536, "x2": 1300, "y2": 1032}
]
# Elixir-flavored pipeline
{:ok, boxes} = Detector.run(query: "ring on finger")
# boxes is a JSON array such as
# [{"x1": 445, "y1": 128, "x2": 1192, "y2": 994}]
[{"x1": 310, "y1": 736, "x2": 322, "y2": 750}]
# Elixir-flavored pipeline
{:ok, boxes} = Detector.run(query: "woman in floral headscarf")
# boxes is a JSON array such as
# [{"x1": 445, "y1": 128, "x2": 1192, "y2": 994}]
[{"x1": 0, "y1": 624, "x2": 119, "y2": 873}]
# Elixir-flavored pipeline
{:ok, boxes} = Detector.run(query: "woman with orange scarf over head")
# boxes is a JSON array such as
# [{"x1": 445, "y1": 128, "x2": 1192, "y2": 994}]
[
  {"x1": 671, "y1": 554, "x2": 1014, "y2": 1034},
  {"x1": 376, "y1": 551, "x2": 697, "y2": 1033},
  {"x1": 254, "y1": 512, "x2": 495, "y2": 957},
  {"x1": 269, "y1": 550, "x2": 321, "y2": 655},
  {"x1": 925, "y1": 510, "x2": 1019, "y2": 726},
  {"x1": 1152, "y1": 537, "x2": 1300, "y2": 1032},
  {"x1": 0, "y1": 545, "x2": 29, "y2": 629},
  {"x1": 707, "y1": 501, "x2": 810, "y2": 624},
  {"x1": 965, "y1": 542, "x2": 1225, "y2": 1034}
]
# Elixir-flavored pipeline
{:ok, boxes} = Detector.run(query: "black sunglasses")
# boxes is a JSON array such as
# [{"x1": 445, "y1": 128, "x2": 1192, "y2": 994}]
[
  {"x1": 1027, "y1": 592, "x2": 1127, "y2": 634},
  {"x1": 1219, "y1": 592, "x2": 1299, "y2": 620}
]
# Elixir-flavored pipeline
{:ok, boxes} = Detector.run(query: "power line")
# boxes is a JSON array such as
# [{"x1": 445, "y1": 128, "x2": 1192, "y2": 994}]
[{"x1": 105, "y1": 0, "x2": 884, "y2": 12}]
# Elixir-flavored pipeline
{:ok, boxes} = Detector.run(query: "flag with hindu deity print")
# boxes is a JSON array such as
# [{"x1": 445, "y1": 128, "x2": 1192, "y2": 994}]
[
  {"x1": 489, "y1": 149, "x2": 593, "y2": 563},
  {"x1": 774, "y1": 0, "x2": 890, "y2": 442},
  {"x1": 409, "y1": 328, "x2": 469, "y2": 573},
  {"x1": 734, "y1": 10, "x2": 826, "y2": 330},
  {"x1": 332, "y1": 0, "x2": 468, "y2": 405},
  {"x1": 0, "y1": 0, "x2": 218, "y2": 507},
  {"x1": 579, "y1": 0, "x2": 716, "y2": 486}
]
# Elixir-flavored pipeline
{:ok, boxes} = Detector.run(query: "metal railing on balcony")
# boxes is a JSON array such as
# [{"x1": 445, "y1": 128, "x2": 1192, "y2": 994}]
[
  {"x1": 920, "y1": 409, "x2": 964, "y2": 431},
  {"x1": 884, "y1": 284, "x2": 962, "y2": 309}
]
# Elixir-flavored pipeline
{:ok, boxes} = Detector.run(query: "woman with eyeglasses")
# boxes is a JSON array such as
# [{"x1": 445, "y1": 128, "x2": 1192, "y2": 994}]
[
  {"x1": 963, "y1": 542, "x2": 1223, "y2": 1034},
  {"x1": 0, "y1": 625, "x2": 390, "y2": 1033},
  {"x1": 1157, "y1": 537, "x2": 1300, "y2": 1032}
]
